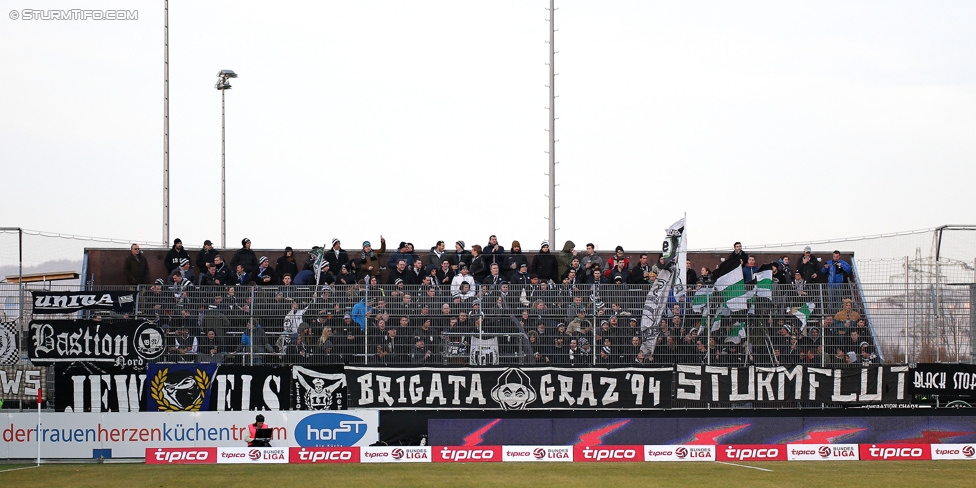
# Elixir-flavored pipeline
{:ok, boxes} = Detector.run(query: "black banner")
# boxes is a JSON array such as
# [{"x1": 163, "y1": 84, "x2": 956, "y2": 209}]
[
  {"x1": 674, "y1": 365, "x2": 910, "y2": 404},
  {"x1": 28, "y1": 320, "x2": 166, "y2": 367},
  {"x1": 292, "y1": 365, "x2": 347, "y2": 410},
  {"x1": 912, "y1": 363, "x2": 976, "y2": 397},
  {"x1": 346, "y1": 366, "x2": 673, "y2": 410},
  {"x1": 31, "y1": 290, "x2": 136, "y2": 314},
  {"x1": 0, "y1": 365, "x2": 46, "y2": 401},
  {"x1": 54, "y1": 364, "x2": 146, "y2": 412},
  {"x1": 210, "y1": 365, "x2": 291, "y2": 411}
]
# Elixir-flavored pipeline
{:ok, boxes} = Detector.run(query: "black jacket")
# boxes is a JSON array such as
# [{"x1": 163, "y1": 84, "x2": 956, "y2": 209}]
[
  {"x1": 164, "y1": 247, "x2": 191, "y2": 275},
  {"x1": 530, "y1": 251, "x2": 558, "y2": 283},
  {"x1": 232, "y1": 247, "x2": 259, "y2": 274}
]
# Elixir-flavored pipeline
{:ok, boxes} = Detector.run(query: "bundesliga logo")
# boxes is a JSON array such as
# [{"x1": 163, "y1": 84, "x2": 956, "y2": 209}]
[
  {"x1": 818, "y1": 446, "x2": 831, "y2": 458},
  {"x1": 248, "y1": 449, "x2": 261, "y2": 461},
  {"x1": 392, "y1": 449, "x2": 404, "y2": 460},
  {"x1": 674, "y1": 447, "x2": 688, "y2": 458},
  {"x1": 533, "y1": 448, "x2": 545, "y2": 460},
  {"x1": 963, "y1": 446, "x2": 975, "y2": 458}
]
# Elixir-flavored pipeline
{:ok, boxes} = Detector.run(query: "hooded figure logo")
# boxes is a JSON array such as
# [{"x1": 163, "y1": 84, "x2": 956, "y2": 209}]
[{"x1": 490, "y1": 368, "x2": 537, "y2": 410}]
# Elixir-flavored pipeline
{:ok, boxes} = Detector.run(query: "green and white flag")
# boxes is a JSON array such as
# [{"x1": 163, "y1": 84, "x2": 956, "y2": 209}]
[
  {"x1": 309, "y1": 246, "x2": 327, "y2": 286},
  {"x1": 726, "y1": 321, "x2": 746, "y2": 344},
  {"x1": 789, "y1": 302, "x2": 816, "y2": 332},
  {"x1": 691, "y1": 286, "x2": 713, "y2": 313},
  {"x1": 714, "y1": 261, "x2": 754, "y2": 311},
  {"x1": 754, "y1": 263, "x2": 774, "y2": 299},
  {"x1": 702, "y1": 305, "x2": 728, "y2": 334}
]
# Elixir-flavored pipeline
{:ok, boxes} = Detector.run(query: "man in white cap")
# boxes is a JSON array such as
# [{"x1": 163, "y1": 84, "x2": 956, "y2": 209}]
[
  {"x1": 254, "y1": 256, "x2": 277, "y2": 285},
  {"x1": 325, "y1": 238, "x2": 350, "y2": 271}
]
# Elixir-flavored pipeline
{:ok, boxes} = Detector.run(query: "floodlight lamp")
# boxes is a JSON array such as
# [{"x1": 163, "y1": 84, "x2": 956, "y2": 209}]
[{"x1": 219, "y1": 70, "x2": 238, "y2": 78}]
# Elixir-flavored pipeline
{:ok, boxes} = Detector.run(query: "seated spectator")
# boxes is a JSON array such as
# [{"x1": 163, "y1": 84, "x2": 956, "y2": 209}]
[
  {"x1": 335, "y1": 265, "x2": 357, "y2": 285},
  {"x1": 232, "y1": 264, "x2": 252, "y2": 286},
  {"x1": 608, "y1": 259, "x2": 631, "y2": 284},
  {"x1": 834, "y1": 298, "x2": 861, "y2": 326},
  {"x1": 253, "y1": 256, "x2": 277, "y2": 286},
  {"x1": 562, "y1": 257, "x2": 584, "y2": 282},
  {"x1": 197, "y1": 329, "x2": 223, "y2": 363},
  {"x1": 410, "y1": 337, "x2": 433, "y2": 364},
  {"x1": 605, "y1": 246, "x2": 629, "y2": 271},
  {"x1": 483, "y1": 262, "x2": 507, "y2": 289},
  {"x1": 212, "y1": 255, "x2": 232, "y2": 285},
  {"x1": 369, "y1": 344, "x2": 393, "y2": 365},
  {"x1": 199, "y1": 263, "x2": 220, "y2": 288},
  {"x1": 168, "y1": 328, "x2": 198, "y2": 362},
  {"x1": 384, "y1": 259, "x2": 408, "y2": 285},
  {"x1": 435, "y1": 259, "x2": 456, "y2": 287}
]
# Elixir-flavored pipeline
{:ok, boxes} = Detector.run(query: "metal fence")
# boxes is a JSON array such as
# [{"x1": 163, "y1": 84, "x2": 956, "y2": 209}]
[{"x1": 2, "y1": 281, "x2": 972, "y2": 370}]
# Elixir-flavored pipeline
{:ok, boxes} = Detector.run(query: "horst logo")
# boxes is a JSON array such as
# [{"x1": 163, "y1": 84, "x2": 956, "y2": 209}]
[
  {"x1": 434, "y1": 446, "x2": 501, "y2": 462},
  {"x1": 295, "y1": 413, "x2": 369, "y2": 447},
  {"x1": 860, "y1": 444, "x2": 931, "y2": 461},
  {"x1": 718, "y1": 445, "x2": 787, "y2": 461},
  {"x1": 290, "y1": 447, "x2": 359, "y2": 463},
  {"x1": 145, "y1": 448, "x2": 216, "y2": 464},
  {"x1": 575, "y1": 445, "x2": 641, "y2": 462}
]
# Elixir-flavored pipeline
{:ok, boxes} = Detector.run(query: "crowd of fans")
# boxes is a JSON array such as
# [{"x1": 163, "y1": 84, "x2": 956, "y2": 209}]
[{"x1": 120, "y1": 236, "x2": 874, "y2": 367}]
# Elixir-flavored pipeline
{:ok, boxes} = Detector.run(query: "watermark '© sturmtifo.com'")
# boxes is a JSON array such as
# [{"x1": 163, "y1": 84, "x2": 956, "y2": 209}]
[{"x1": 10, "y1": 9, "x2": 138, "y2": 21}]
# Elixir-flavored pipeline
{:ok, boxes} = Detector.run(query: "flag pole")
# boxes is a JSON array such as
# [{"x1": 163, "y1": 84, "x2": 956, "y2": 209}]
[{"x1": 36, "y1": 386, "x2": 42, "y2": 466}]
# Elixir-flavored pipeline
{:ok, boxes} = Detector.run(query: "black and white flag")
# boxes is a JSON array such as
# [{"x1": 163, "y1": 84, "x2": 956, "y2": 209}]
[
  {"x1": 31, "y1": 290, "x2": 137, "y2": 314},
  {"x1": 291, "y1": 365, "x2": 346, "y2": 410},
  {"x1": 0, "y1": 321, "x2": 18, "y2": 365},
  {"x1": 640, "y1": 218, "x2": 684, "y2": 357}
]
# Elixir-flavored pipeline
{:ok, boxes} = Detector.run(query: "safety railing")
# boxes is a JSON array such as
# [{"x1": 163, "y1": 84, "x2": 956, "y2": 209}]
[{"x1": 2, "y1": 280, "x2": 972, "y2": 372}]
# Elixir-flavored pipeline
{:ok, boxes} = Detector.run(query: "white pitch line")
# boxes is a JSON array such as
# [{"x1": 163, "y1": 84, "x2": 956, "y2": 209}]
[
  {"x1": 0, "y1": 465, "x2": 40, "y2": 474},
  {"x1": 716, "y1": 461, "x2": 774, "y2": 472}
]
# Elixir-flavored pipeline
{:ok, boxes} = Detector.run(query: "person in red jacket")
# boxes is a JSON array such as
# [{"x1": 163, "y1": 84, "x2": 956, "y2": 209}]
[{"x1": 246, "y1": 414, "x2": 271, "y2": 447}]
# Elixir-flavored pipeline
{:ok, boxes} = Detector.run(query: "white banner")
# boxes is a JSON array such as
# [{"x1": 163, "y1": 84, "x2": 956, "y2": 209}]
[
  {"x1": 930, "y1": 444, "x2": 976, "y2": 460},
  {"x1": 501, "y1": 445, "x2": 572, "y2": 462},
  {"x1": 217, "y1": 447, "x2": 289, "y2": 464},
  {"x1": 786, "y1": 444, "x2": 859, "y2": 461},
  {"x1": 0, "y1": 410, "x2": 378, "y2": 459},
  {"x1": 644, "y1": 445, "x2": 715, "y2": 462},
  {"x1": 360, "y1": 446, "x2": 432, "y2": 463}
]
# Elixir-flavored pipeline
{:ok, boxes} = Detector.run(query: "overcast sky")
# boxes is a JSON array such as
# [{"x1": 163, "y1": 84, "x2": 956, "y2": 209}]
[{"x1": 2, "y1": 1, "x2": 974, "y2": 256}]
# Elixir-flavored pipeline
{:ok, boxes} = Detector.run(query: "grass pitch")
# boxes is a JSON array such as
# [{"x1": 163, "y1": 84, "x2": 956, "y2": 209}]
[{"x1": 0, "y1": 462, "x2": 973, "y2": 488}]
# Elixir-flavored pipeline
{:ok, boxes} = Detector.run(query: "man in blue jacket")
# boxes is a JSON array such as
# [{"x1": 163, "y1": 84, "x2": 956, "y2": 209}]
[{"x1": 822, "y1": 250, "x2": 852, "y2": 312}]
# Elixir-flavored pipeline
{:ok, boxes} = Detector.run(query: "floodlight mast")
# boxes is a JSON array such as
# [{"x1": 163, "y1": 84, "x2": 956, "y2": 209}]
[{"x1": 215, "y1": 70, "x2": 237, "y2": 249}]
